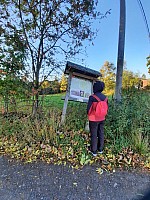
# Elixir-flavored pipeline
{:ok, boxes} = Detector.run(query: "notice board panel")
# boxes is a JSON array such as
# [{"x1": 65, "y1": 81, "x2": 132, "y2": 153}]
[{"x1": 70, "y1": 77, "x2": 92, "y2": 102}]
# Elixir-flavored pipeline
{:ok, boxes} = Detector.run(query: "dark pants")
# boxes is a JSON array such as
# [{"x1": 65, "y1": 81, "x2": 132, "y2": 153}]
[{"x1": 89, "y1": 121, "x2": 105, "y2": 153}]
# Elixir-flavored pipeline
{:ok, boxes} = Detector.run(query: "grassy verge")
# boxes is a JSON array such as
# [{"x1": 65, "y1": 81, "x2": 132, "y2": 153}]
[{"x1": 0, "y1": 90, "x2": 149, "y2": 172}]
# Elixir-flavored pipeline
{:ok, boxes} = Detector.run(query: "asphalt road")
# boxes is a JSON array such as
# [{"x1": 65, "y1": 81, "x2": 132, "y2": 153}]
[{"x1": 0, "y1": 156, "x2": 150, "y2": 200}]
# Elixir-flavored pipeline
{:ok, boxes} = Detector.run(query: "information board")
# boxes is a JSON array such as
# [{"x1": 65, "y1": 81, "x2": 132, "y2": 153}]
[{"x1": 70, "y1": 77, "x2": 92, "y2": 102}]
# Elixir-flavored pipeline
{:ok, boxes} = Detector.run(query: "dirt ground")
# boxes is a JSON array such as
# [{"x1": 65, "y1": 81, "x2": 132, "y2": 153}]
[{"x1": 0, "y1": 156, "x2": 150, "y2": 200}]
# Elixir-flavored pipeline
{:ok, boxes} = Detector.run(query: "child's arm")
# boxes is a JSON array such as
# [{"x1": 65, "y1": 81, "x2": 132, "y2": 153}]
[{"x1": 87, "y1": 95, "x2": 93, "y2": 114}]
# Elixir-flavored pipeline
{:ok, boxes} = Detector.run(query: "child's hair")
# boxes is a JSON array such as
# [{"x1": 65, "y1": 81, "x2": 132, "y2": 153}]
[{"x1": 93, "y1": 81, "x2": 105, "y2": 93}]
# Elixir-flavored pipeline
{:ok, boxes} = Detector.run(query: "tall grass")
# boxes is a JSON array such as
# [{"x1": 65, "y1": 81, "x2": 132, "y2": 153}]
[
  {"x1": 105, "y1": 90, "x2": 150, "y2": 154},
  {"x1": 0, "y1": 90, "x2": 149, "y2": 155}
]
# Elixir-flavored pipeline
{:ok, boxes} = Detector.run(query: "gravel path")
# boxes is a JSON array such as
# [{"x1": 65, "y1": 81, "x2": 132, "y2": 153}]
[{"x1": 0, "y1": 156, "x2": 150, "y2": 200}]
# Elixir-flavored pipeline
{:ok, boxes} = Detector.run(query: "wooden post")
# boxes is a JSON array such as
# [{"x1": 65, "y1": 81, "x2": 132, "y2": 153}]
[{"x1": 61, "y1": 72, "x2": 72, "y2": 124}]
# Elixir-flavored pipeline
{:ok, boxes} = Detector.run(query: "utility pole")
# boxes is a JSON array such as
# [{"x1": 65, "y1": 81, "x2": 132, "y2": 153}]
[{"x1": 115, "y1": 0, "x2": 126, "y2": 102}]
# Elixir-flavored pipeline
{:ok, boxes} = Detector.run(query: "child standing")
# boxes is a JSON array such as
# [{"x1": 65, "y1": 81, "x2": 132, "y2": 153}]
[{"x1": 87, "y1": 81, "x2": 108, "y2": 156}]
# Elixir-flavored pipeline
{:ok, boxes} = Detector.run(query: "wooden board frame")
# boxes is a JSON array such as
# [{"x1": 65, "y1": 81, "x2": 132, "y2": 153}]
[{"x1": 61, "y1": 62, "x2": 101, "y2": 124}]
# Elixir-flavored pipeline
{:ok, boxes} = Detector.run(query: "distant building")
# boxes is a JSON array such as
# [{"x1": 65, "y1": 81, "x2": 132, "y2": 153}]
[{"x1": 141, "y1": 79, "x2": 149, "y2": 88}]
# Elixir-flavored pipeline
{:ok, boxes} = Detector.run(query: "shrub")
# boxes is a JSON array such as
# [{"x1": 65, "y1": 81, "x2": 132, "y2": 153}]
[{"x1": 105, "y1": 90, "x2": 150, "y2": 154}]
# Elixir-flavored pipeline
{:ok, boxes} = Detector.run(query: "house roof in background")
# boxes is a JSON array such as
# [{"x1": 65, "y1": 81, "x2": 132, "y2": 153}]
[{"x1": 64, "y1": 61, "x2": 101, "y2": 78}]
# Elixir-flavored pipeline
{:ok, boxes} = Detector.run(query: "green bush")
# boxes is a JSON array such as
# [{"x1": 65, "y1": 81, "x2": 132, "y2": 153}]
[{"x1": 105, "y1": 90, "x2": 150, "y2": 154}]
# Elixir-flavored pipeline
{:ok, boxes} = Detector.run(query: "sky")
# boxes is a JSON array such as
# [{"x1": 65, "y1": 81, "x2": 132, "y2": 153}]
[{"x1": 69, "y1": 0, "x2": 150, "y2": 79}]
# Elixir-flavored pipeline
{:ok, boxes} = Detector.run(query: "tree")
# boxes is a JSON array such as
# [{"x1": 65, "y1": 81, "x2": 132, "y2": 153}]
[
  {"x1": 0, "y1": 0, "x2": 107, "y2": 114},
  {"x1": 122, "y1": 70, "x2": 140, "y2": 89},
  {"x1": 0, "y1": 20, "x2": 28, "y2": 113},
  {"x1": 50, "y1": 77, "x2": 60, "y2": 94},
  {"x1": 0, "y1": 73, "x2": 28, "y2": 113},
  {"x1": 141, "y1": 74, "x2": 146, "y2": 79},
  {"x1": 100, "y1": 61, "x2": 116, "y2": 94},
  {"x1": 146, "y1": 55, "x2": 150, "y2": 74},
  {"x1": 114, "y1": 0, "x2": 126, "y2": 102},
  {"x1": 41, "y1": 80, "x2": 50, "y2": 90},
  {"x1": 60, "y1": 74, "x2": 67, "y2": 92}
]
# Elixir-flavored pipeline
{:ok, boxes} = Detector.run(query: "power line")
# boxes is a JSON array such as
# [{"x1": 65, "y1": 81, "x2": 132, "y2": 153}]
[{"x1": 137, "y1": 0, "x2": 150, "y2": 45}]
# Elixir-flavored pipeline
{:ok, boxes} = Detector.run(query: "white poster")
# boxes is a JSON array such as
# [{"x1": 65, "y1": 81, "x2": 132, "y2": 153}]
[{"x1": 70, "y1": 77, "x2": 92, "y2": 101}]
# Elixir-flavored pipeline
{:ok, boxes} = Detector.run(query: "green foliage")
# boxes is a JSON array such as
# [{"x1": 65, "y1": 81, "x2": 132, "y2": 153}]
[
  {"x1": 50, "y1": 77, "x2": 60, "y2": 94},
  {"x1": 65, "y1": 102, "x2": 87, "y2": 131},
  {"x1": 0, "y1": 0, "x2": 109, "y2": 113},
  {"x1": 41, "y1": 80, "x2": 50, "y2": 89},
  {"x1": 105, "y1": 89, "x2": 150, "y2": 154},
  {"x1": 0, "y1": 90, "x2": 149, "y2": 171},
  {"x1": 0, "y1": 14, "x2": 28, "y2": 113},
  {"x1": 100, "y1": 61, "x2": 116, "y2": 94},
  {"x1": 141, "y1": 74, "x2": 146, "y2": 79},
  {"x1": 132, "y1": 131, "x2": 149, "y2": 155},
  {"x1": 99, "y1": 62, "x2": 143, "y2": 96},
  {"x1": 0, "y1": 108, "x2": 61, "y2": 144},
  {"x1": 40, "y1": 78, "x2": 61, "y2": 95},
  {"x1": 122, "y1": 70, "x2": 140, "y2": 89},
  {"x1": 146, "y1": 55, "x2": 150, "y2": 74},
  {"x1": 0, "y1": 73, "x2": 30, "y2": 113}
]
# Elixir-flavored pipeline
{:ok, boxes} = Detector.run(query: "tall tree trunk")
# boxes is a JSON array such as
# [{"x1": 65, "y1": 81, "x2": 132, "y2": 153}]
[{"x1": 115, "y1": 0, "x2": 126, "y2": 102}]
